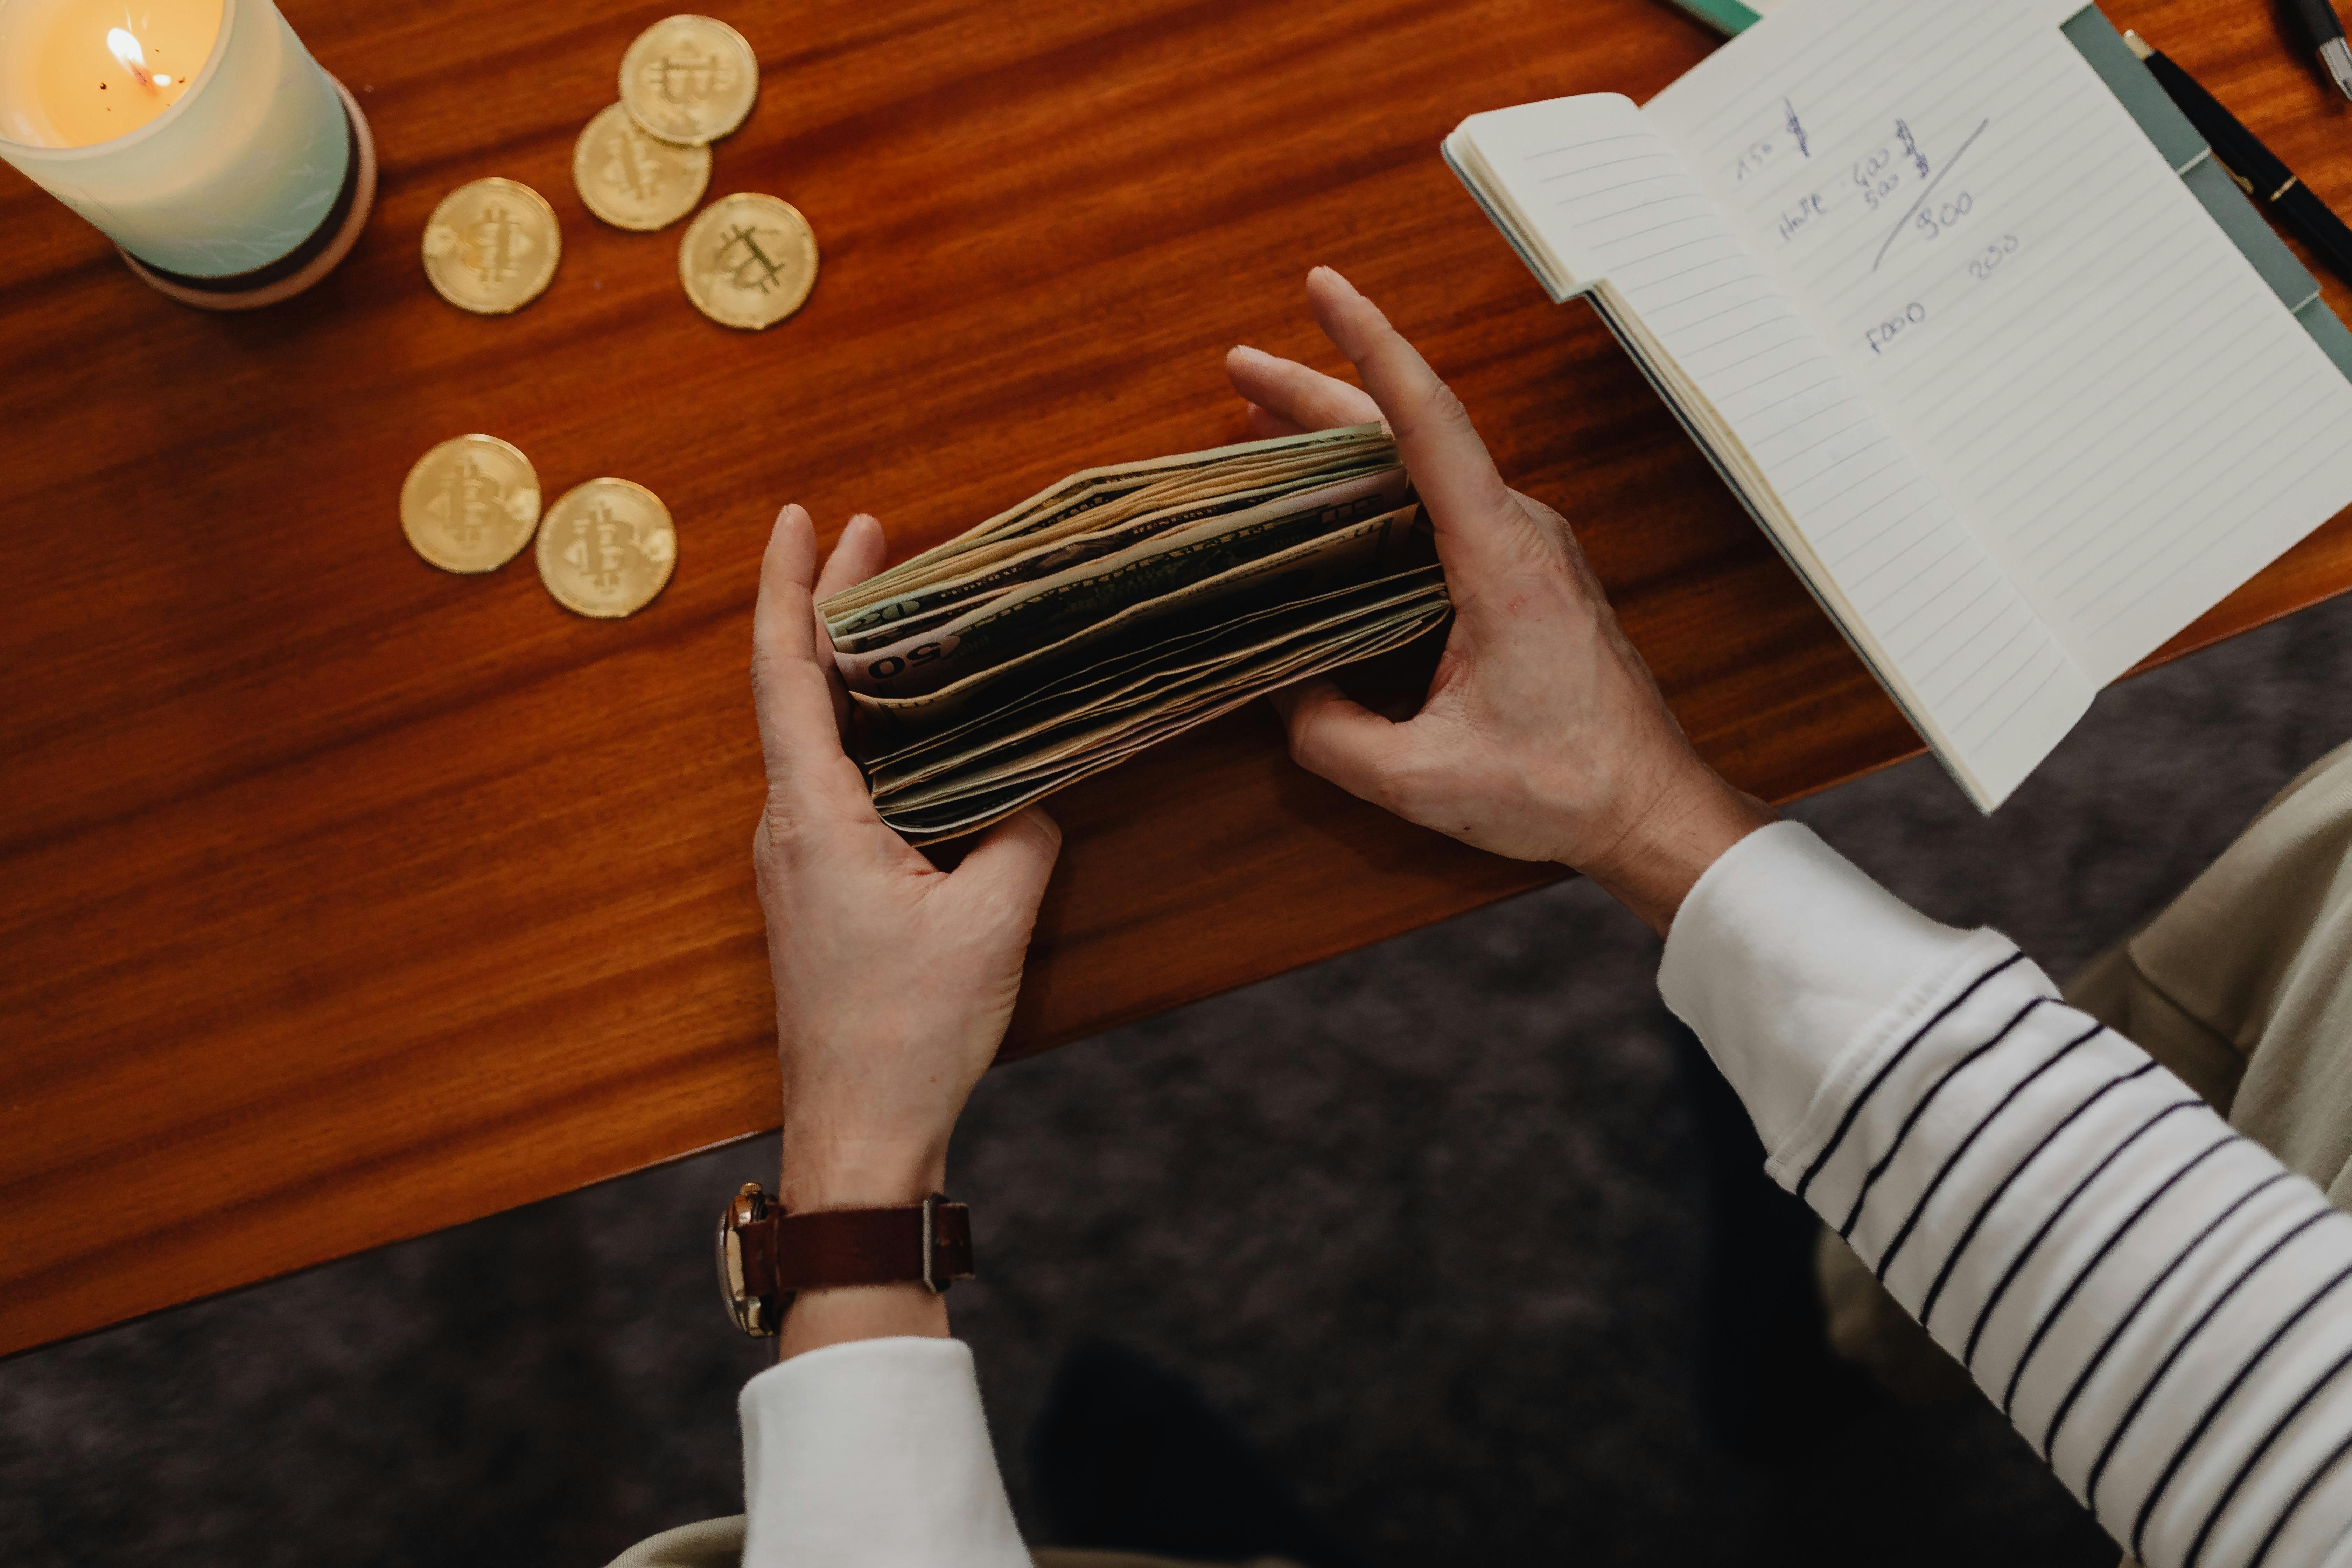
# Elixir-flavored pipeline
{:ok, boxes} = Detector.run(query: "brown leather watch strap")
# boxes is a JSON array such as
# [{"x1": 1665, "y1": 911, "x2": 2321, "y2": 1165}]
[{"x1": 736, "y1": 1195, "x2": 974, "y2": 1297}]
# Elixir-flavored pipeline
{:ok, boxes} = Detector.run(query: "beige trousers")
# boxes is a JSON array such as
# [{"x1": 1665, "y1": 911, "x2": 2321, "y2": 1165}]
[
  {"x1": 601, "y1": 1515, "x2": 1298, "y2": 1568},
  {"x1": 1821, "y1": 737, "x2": 2352, "y2": 1396}
]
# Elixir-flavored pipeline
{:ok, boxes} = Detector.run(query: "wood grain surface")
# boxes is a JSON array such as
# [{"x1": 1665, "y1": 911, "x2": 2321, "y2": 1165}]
[{"x1": 5, "y1": 0, "x2": 2349, "y2": 1359}]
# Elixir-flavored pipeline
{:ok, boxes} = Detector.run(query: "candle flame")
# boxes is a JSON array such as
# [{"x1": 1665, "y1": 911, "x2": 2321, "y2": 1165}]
[{"x1": 106, "y1": 25, "x2": 157, "y2": 90}]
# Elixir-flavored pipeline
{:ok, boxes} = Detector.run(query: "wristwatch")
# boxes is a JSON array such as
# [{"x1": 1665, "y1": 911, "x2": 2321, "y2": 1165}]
[{"x1": 715, "y1": 1182, "x2": 976, "y2": 1336}]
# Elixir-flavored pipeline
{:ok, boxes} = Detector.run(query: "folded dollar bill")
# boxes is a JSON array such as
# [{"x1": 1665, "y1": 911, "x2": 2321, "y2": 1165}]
[{"x1": 822, "y1": 425, "x2": 1453, "y2": 842}]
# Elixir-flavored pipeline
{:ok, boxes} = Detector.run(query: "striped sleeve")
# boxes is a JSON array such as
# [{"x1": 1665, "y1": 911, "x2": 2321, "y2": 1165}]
[{"x1": 1661, "y1": 823, "x2": 2352, "y2": 1568}]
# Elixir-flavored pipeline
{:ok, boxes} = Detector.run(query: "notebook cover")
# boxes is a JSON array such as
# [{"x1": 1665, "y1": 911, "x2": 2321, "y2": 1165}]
[
  {"x1": 1662, "y1": 0, "x2": 1765, "y2": 32},
  {"x1": 2058, "y1": 6, "x2": 2352, "y2": 380}
]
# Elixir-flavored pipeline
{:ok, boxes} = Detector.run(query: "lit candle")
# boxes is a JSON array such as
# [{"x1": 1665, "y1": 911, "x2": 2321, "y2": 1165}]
[
  {"x1": 0, "y1": 0, "x2": 377, "y2": 307},
  {"x1": 21, "y1": 0, "x2": 222, "y2": 145}
]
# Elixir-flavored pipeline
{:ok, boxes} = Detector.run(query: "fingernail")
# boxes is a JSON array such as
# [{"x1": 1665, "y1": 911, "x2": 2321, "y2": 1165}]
[{"x1": 1230, "y1": 344, "x2": 1273, "y2": 364}]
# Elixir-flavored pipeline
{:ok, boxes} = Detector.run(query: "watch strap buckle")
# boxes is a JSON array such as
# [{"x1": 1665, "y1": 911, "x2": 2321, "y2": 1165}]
[{"x1": 921, "y1": 1191, "x2": 943, "y2": 1294}]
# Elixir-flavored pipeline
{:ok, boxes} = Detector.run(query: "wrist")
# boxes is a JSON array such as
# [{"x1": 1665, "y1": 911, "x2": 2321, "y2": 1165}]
[
  {"x1": 778, "y1": 1280, "x2": 950, "y2": 1359},
  {"x1": 754, "y1": 1183, "x2": 964, "y2": 1362},
  {"x1": 1578, "y1": 764, "x2": 1776, "y2": 937},
  {"x1": 779, "y1": 1125, "x2": 949, "y2": 1212}
]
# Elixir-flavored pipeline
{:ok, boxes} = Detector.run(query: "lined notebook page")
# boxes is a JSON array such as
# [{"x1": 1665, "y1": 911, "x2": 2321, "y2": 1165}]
[
  {"x1": 1650, "y1": 0, "x2": 2352, "y2": 683},
  {"x1": 1457, "y1": 94, "x2": 2090, "y2": 805}
]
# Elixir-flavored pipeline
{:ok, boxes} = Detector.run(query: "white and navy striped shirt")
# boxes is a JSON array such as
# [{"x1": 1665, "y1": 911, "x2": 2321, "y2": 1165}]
[
  {"x1": 1665, "y1": 822, "x2": 2352, "y2": 1568},
  {"x1": 728, "y1": 820, "x2": 2352, "y2": 1567}
]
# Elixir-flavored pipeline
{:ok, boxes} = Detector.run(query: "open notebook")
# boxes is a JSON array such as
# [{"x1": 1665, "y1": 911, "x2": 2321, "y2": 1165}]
[{"x1": 1446, "y1": 0, "x2": 2352, "y2": 808}]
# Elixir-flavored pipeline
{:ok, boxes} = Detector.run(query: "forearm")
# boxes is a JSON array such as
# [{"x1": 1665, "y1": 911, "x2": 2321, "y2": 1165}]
[{"x1": 1665, "y1": 824, "x2": 2352, "y2": 1567}]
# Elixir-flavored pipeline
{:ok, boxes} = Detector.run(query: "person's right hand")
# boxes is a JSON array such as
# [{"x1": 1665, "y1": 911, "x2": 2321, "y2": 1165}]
[{"x1": 1225, "y1": 268, "x2": 1775, "y2": 934}]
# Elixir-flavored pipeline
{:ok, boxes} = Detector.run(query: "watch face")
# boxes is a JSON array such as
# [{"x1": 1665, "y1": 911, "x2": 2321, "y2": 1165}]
[{"x1": 717, "y1": 1183, "x2": 774, "y2": 1336}]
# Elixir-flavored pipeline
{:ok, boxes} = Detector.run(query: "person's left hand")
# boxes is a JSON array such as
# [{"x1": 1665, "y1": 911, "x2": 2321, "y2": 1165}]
[
  {"x1": 750, "y1": 504, "x2": 1062, "y2": 1352},
  {"x1": 1222, "y1": 272, "x2": 1772, "y2": 934}
]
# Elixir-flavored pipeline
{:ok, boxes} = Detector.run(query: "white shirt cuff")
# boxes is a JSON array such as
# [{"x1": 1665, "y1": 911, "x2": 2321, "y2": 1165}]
[
  {"x1": 1658, "y1": 820, "x2": 1994, "y2": 1162},
  {"x1": 739, "y1": 1337, "x2": 1029, "y2": 1568}
]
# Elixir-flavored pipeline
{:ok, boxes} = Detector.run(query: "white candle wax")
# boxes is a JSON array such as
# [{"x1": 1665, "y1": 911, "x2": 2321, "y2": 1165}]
[{"x1": 0, "y1": 0, "x2": 351, "y2": 279}]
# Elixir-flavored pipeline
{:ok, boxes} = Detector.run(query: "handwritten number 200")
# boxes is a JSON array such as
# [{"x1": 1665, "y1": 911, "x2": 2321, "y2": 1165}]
[
  {"x1": 1914, "y1": 191, "x2": 1973, "y2": 240},
  {"x1": 1968, "y1": 234, "x2": 2022, "y2": 280}
]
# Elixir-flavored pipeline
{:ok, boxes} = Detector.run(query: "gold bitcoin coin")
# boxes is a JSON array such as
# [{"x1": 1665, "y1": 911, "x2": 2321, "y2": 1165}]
[
  {"x1": 620, "y1": 15, "x2": 758, "y2": 147},
  {"x1": 421, "y1": 178, "x2": 561, "y2": 315},
  {"x1": 400, "y1": 434, "x2": 542, "y2": 573},
  {"x1": 536, "y1": 478, "x2": 677, "y2": 618},
  {"x1": 574, "y1": 100, "x2": 710, "y2": 231},
  {"x1": 678, "y1": 193, "x2": 818, "y2": 330}
]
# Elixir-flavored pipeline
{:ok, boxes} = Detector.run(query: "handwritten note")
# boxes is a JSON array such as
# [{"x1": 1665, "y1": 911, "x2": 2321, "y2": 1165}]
[
  {"x1": 1454, "y1": 91, "x2": 2090, "y2": 803},
  {"x1": 1650, "y1": 0, "x2": 2352, "y2": 682}
]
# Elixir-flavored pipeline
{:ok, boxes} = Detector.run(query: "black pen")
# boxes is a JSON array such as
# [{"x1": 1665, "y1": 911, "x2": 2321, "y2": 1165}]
[
  {"x1": 2283, "y1": 0, "x2": 2352, "y2": 100},
  {"x1": 2126, "y1": 30, "x2": 2352, "y2": 288}
]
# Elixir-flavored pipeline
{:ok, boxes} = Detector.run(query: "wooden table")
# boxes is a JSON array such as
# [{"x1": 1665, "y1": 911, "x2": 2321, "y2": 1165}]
[{"x1": 6, "y1": 0, "x2": 2349, "y2": 1360}]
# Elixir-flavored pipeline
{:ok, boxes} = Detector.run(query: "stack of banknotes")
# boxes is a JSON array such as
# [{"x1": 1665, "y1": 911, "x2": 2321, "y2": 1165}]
[{"x1": 822, "y1": 424, "x2": 1452, "y2": 843}]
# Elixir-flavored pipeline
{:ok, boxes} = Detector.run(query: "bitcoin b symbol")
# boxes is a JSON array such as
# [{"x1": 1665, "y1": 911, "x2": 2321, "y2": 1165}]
[
  {"x1": 428, "y1": 455, "x2": 507, "y2": 544},
  {"x1": 564, "y1": 502, "x2": 635, "y2": 594},
  {"x1": 648, "y1": 47, "x2": 720, "y2": 105},
  {"x1": 717, "y1": 223, "x2": 789, "y2": 294},
  {"x1": 606, "y1": 126, "x2": 663, "y2": 202},
  {"x1": 463, "y1": 201, "x2": 532, "y2": 285}
]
